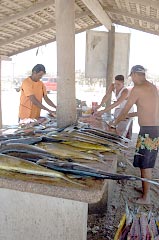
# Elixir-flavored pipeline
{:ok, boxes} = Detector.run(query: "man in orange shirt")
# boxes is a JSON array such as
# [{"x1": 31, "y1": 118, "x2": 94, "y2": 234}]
[{"x1": 19, "y1": 64, "x2": 56, "y2": 120}]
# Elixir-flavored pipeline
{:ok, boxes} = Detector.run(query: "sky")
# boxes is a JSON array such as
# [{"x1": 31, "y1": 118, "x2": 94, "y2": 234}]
[{"x1": 2, "y1": 24, "x2": 159, "y2": 79}]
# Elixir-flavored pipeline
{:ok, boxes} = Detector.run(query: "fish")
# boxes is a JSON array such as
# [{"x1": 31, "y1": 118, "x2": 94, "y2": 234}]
[
  {"x1": 127, "y1": 215, "x2": 141, "y2": 239},
  {"x1": 41, "y1": 136, "x2": 63, "y2": 143},
  {"x1": 0, "y1": 143, "x2": 51, "y2": 155},
  {"x1": 149, "y1": 215, "x2": 159, "y2": 237},
  {"x1": 119, "y1": 202, "x2": 133, "y2": 239},
  {"x1": 37, "y1": 159, "x2": 110, "y2": 178},
  {"x1": 76, "y1": 129, "x2": 130, "y2": 149},
  {"x1": 56, "y1": 131, "x2": 119, "y2": 147},
  {"x1": 119, "y1": 225, "x2": 131, "y2": 240},
  {"x1": 80, "y1": 127, "x2": 130, "y2": 142},
  {"x1": 140, "y1": 212, "x2": 151, "y2": 239},
  {"x1": 62, "y1": 140, "x2": 117, "y2": 153},
  {"x1": 49, "y1": 128, "x2": 131, "y2": 156},
  {"x1": 0, "y1": 135, "x2": 20, "y2": 141},
  {"x1": 114, "y1": 213, "x2": 126, "y2": 240},
  {"x1": 0, "y1": 136, "x2": 43, "y2": 146},
  {"x1": 6, "y1": 152, "x2": 52, "y2": 162},
  {"x1": 37, "y1": 159, "x2": 159, "y2": 186},
  {"x1": 0, "y1": 154, "x2": 83, "y2": 186},
  {"x1": 39, "y1": 142, "x2": 100, "y2": 162}
]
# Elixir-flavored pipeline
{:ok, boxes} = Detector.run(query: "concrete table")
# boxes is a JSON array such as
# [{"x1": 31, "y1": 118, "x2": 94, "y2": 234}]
[
  {"x1": 0, "y1": 153, "x2": 117, "y2": 240},
  {"x1": 0, "y1": 115, "x2": 132, "y2": 240}
]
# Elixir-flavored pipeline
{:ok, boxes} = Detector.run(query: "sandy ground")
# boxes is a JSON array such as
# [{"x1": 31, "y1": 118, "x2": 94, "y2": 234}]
[{"x1": 87, "y1": 133, "x2": 159, "y2": 240}]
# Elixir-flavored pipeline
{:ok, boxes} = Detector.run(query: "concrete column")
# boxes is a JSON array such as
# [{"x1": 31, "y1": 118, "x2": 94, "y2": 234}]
[
  {"x1": 0, "y1": 56, "x2": 12, "y2": 128},
  {"x1": 0, "y1": 188, "x2": 88, "y2": 240},
  {"x1": 55, "y1": 0, "x2": 76, "y2": 128},
  {"x1": 0, "y1": 60, "x2": 2, "y2": 128},
  {"x1": 106, "y1": 25, "x2": 115, "y2": 107}
]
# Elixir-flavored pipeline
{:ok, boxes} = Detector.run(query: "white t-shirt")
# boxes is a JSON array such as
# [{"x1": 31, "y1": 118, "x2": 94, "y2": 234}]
[{"x1": 114, "y1": 87, "x2": 134, "y2": 119}]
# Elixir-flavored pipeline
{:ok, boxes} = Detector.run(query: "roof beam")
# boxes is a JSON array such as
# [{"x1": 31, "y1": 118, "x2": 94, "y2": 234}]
[
  {"x1": 0, "y1": 0, "x2": 54, "y2": 28},
  {"x1": 0, "y1": 55, "x2": 12, "y2": 61},
  {"x1": 107, "y1": 7, "x2": 159, "y2": 25},
  {"x1": 81, "y1": 0, "x2": 112, "y2": 30},
  {"x1": 0, "y1": 22, "x2": 55, "y2": 47},
  {"x1": 0, "y1": 10, "x2": 93, "y2": 47},
  {"x1": 114, "y1": 21, "x2": 159, "y2": 36},
  {"x1": 8, "y1": 23, "x2": 101, "y2": 57},
  {"x1": 129, "y1": 0, "x2": 159, "y2": 9}
]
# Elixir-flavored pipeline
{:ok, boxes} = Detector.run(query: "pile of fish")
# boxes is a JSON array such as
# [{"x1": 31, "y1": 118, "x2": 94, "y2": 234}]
[
  {"x1": 0, "y1": 120, "x2": 159, "y2": 187},
  {"x1": 114, "y1": 204, "x2": 159, "y2": 239}
]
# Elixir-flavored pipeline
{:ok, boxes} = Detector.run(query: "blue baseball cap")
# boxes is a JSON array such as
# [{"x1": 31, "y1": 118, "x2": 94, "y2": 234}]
[{"x1": 129, "y1": 65, "x2": 146, "y2": 76}]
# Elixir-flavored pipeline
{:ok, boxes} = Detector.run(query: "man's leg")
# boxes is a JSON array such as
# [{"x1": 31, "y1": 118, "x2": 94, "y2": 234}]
[{"x1": 136, "y1": 168, "x2": 152, "y2": 204}]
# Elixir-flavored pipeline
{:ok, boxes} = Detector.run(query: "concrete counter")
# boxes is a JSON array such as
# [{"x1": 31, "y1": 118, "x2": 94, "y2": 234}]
[
  {"x1": 0, "y1": 115, "x2": 132, "y2": 240},
  {"x1": 0, "y1": 152, "x2": 117, "y2": 240}
]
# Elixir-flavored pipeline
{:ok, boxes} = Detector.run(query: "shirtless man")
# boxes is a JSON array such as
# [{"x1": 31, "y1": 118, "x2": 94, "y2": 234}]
[{"x1": 110, "y1": 65, "x2": 159, "y2": 205}]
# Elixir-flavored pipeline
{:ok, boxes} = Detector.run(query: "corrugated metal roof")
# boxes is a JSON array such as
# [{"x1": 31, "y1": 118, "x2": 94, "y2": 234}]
[{"x1": 0, "y1": 0, "x2": 158, "y2": 56}]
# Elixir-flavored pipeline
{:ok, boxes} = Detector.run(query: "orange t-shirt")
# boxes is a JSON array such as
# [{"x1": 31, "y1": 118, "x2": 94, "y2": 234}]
[{"x1": 19, "y1": 77, "x2": 47, "y2": 119}]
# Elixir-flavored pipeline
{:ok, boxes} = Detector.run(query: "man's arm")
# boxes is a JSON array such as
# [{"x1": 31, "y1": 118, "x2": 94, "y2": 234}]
[
  {"x1": 43, "y1": 95, "x2": 56, "y2": 109},
  {"x1": 94, "y1": 88, "x2": 128, "y2": 117},
  {"x1": 94, "y1": 83, "x2": 114, "y2": 111},
  {"x1": 29, "y1": 95, "x2": 55, "y2": 115},
  {"x1": 103, "y1": 88, "x2": 129, "y2": 113},
  {"x1": 127, "y1": 112, "x2": 138, "y2": 118},
  {"x1": 111, "y1": 88, "x2": 138, "y2": 127}
]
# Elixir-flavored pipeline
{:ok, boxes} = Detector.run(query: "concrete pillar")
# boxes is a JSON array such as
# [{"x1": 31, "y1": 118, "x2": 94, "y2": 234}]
[
  {"x1": 0, "y1": 60, "x2": 2, "y2": 128},
  {"x1": 0, "y1": 55, "x2": 12, "y2": 128},
  {"x1": 55, "y1": 0, "x2": 76, "y2": 128},
  {"x1": 0, "y1": 188, "x2": 88, "y2": 240},
  {"x1": 106, "y1": 25, "x2": 115, "y2": 107}
]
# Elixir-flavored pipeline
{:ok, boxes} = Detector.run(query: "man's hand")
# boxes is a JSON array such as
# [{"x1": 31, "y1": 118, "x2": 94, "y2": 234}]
[
  {"x1": 106, "y1": 120, "x2": 116, "y2": 129},
  {"x1": 48, "y1": 110, "x2": 56, "y2": 117},
  {"x1": 93, "y1": 110, "x2": 105, "y2": 117},
  {"x1": 92, "y1": 104, "x2": 100, "y2": 112}
]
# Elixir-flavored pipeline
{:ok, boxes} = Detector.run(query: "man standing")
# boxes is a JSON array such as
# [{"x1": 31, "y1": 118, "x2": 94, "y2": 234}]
[
  {"x1": 93, "y1": 74, "x2": 134, "y2": 138},
  {"x1": 111, "y1": 65, "x2": 159, "y2": 205},
  {"x1": 93, "y1": 75, "x2": 134, "y2": 118},
  {"x1": 19, "y1": 64, "x2": 56, "y2": 121}
]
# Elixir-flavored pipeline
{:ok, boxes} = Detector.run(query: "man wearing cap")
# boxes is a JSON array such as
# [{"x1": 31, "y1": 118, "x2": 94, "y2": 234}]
[
  {"x1": 110, "y1": 65, "x2": 159, "y2": 205},
  {"x1": 19, "y1": 64, "x2": 56, "y2": 121}
]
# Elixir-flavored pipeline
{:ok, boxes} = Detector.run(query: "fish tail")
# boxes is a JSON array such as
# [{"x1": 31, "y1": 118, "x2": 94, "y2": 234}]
[{"x1": 62, "y1": 175, "x2": 86, "y2": 187}]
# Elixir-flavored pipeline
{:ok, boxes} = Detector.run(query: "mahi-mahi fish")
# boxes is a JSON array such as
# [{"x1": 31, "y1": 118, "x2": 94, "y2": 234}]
[
  {"x1": 0, "y1": 136, "x2": 43, "y2": 146},
  {"x1": 62, "y1": 141, "x2": 117, "y2": 153},
  {"x1": 0, "y1": 154, "x2": 83, "y2": 186},
  {"x1": 0, "y1": 143, "x2": 53, "y2": 158},
  {"x1": 39, "y1": 142, "x2": 101, "y2": 162}
]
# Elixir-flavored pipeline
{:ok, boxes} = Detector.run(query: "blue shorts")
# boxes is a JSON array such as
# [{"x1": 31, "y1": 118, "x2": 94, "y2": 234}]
[{"x1": 133, "y1": 126, "x2": 159, "y2": 169}]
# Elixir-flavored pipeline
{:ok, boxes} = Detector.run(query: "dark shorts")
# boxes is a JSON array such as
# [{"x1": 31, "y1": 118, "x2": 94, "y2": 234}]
[{"x1": 133, "y1": 126, "x2": 159, "y2": 169}]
